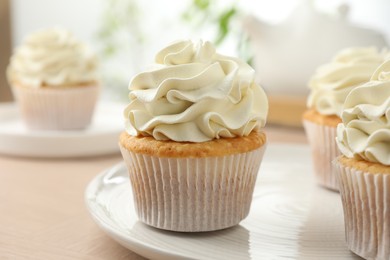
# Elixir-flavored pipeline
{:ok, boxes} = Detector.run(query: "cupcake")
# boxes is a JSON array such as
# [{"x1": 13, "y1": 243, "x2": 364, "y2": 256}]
[
  {"x1": 7, "y1": 28, "x2": 99, "y2": 130},
  {"x1": 119, "y1": 40, "x2": 268, "y2": 232},
  {"x1": 303, "y1": 47, "x2": 387, "y2": 190},
  {"x1": 335, "y1": 59, "x2": 390, "y2": 259}
]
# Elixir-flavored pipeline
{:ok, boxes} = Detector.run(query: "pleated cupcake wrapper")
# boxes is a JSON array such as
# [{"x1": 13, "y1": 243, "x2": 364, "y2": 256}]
[
  {"x1": 12, "y1": 84, "x2": 99, "y2": 130},
  {"x1": 303, "y1": 119, "x2": 341, "y2": 191},
  {"x1": 120, "y1": 144, "x2": 266, "y2": 232},
  {"x1": 335, "y1": 161, "x2": 390, "y2": 260}
]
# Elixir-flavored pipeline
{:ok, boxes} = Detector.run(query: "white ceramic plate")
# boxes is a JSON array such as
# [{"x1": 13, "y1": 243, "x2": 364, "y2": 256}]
[
  {"x1": 0, "y1": 102, "x2": 125, "y2": 158},
  {"x1": 85, "y1": 144, "x2": 361, "y2": 260}
]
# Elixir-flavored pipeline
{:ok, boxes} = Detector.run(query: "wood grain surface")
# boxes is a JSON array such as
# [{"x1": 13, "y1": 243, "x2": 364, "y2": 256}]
[
  {"x1": 268, "y1": 95, "x2": 307, "y2": 128},
  {"x1": 0, "y1": 0, "x2": 13, "y2": 102}
]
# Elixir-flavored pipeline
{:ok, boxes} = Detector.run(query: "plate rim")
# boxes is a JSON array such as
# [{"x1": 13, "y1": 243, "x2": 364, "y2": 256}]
[
  {"x1": 85, "y1": 163, "x2": 194, "y2": 260},
  {"x1": 0, "y1": 102, "x2": 125, "y2": 158}
]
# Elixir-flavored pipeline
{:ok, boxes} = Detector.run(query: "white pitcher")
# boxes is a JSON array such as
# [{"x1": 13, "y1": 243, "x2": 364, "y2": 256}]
[{"x1": 242, "y1": 2, "x2": 388, "y2": 95}]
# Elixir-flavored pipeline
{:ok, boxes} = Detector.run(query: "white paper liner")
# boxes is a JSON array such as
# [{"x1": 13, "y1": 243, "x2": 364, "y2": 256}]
[
  {"x1": 12, "y1": 84, "x2": 99, "y2": 130},
  {"x1": 303, "y1": 119, "x2": 341, "y2": 191},
  {"x1": 336, "y1": 160, "x2": 390, "y2": 260},
  {"x1": 120, "y1": 144, "x2": 266, "y2": 232}
]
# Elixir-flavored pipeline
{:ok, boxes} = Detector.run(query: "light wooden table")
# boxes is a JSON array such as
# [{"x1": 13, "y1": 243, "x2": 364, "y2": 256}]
[{"x1": 0, "y1": 126, "x2": 307, "y2": 260}]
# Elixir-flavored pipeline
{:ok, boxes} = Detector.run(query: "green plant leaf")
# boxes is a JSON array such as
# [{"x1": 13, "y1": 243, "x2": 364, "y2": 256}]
[
  {"x1": 215, "y1": 7, "x2": 236, "y2": 45},
  {"x1": 194, "y1": 0, "x2": 210, "y2": 10}
]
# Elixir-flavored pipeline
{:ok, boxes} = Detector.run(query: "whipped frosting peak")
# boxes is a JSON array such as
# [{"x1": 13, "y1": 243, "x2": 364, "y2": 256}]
[
  {"x1": 155, "y1": 40, "x2": 216, "y2": 65},
  {"x1": 336, "y1": 60, "x2": 390, "y2": 165},
  {"x1": 307, "y1": 47, "x2": 387, "y2": 117},
  {"x1": 7, "y1": 28, "x2": 98, "y2": 87},
  {"x1": 124, "y1": 40, "x2": 268, "y2": 142},
  {"x1": 371, "y1": 58, "x2": 390, "y2": 82}
]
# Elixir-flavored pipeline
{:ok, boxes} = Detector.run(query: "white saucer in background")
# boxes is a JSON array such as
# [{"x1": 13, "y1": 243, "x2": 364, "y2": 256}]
[{"x1": 0, "y1": 102, "x2": 125, "y2": 158}]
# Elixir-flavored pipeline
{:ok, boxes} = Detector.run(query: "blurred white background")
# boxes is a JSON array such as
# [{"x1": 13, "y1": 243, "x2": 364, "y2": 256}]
[
  {"x1": 11, "y1": 0, "x2": 390, "y2": 46},
  {"x1": 9, "y1": 0, "x2": 390, "y2": 99}
]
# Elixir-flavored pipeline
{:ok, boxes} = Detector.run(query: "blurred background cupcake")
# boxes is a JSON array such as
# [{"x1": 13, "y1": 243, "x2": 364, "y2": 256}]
[
  {"x1": 119, "y1": 40, "x2": 268, "y2": 232},
  {"x1": 335, "y1": 59, "x2": 390, "y2": 259},
  {"x1": 302, "y1": 47, "x2": 387, "y2": 190},
  {"x1": 7, "y1": 28, "x2": 100, "y2": 130}
]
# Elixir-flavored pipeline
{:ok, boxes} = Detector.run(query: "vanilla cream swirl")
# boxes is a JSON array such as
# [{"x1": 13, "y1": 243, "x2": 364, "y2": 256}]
[
  {"x1": 336, "y1": 60, "x2": 390, "y2": 165},
  {"x1": 308, "y1": 47, "x2": 386, "y2": 117},
  {"x1": 7, "y1": 28, "x2": 98, "y2": 87},
  {"x1": 124, "y1": 40, "x2": 268, "y2": 142}
]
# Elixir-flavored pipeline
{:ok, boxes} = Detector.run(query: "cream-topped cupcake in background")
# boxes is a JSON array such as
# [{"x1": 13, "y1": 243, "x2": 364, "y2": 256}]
[
  {"x1": 120, "y1": 40, "x2": 268, "y2": 232},
  {"x1": 7, "y1": 28, "x2": 99, "y2": 130},
  {"x1": 302, "y1": 47, "x2": 387, "y2": 190},
  {"x1": 335, "y1": 59, "x2": 390, "y2": 260}
]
